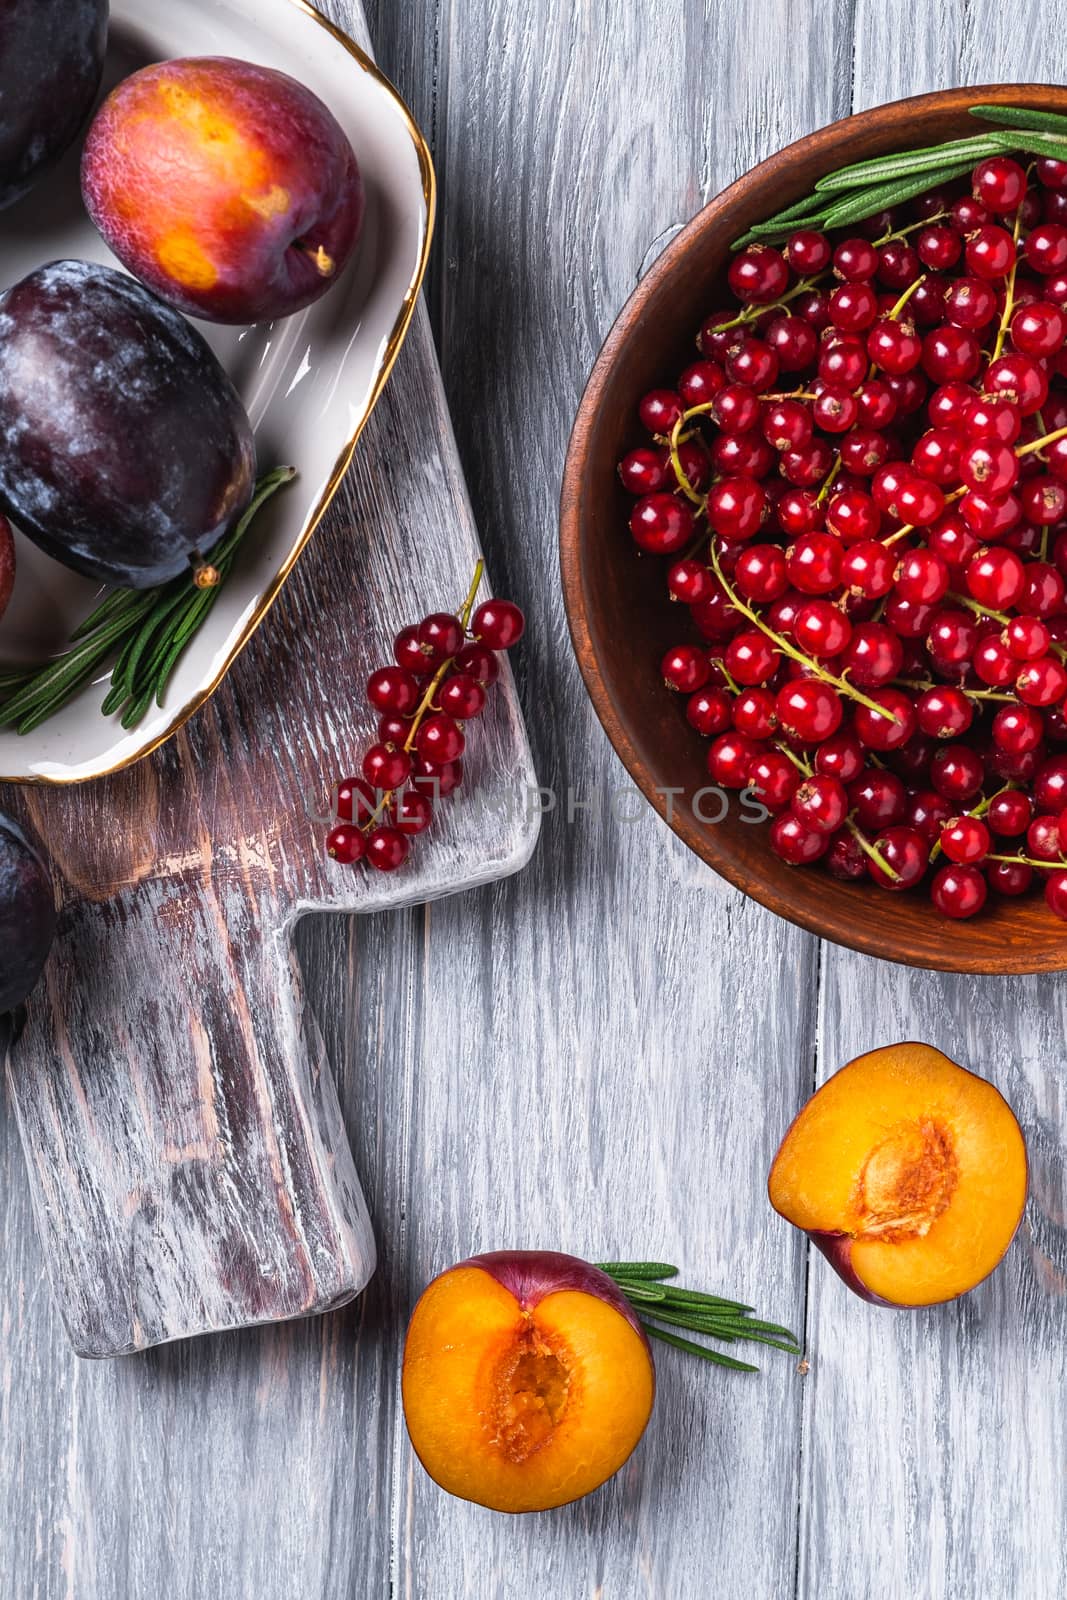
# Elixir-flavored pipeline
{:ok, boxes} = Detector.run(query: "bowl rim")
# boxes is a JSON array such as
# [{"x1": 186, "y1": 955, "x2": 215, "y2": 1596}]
[
  {"x1": 560, "y1": 82, "x2": 1067, "y2": 973},
  {"x1": 2, "y1": 0, "x2": 436, "y2": 787}
]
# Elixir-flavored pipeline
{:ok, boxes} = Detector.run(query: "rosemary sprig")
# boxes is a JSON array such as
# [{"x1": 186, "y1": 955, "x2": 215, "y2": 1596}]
[
  {"x1": 733, "y1": 103, "x2": 1067, "y2": 250},
  {"x1": 599, "y1": 1261, "x2": 802, "y2": 1372},
  {"x1": 0, "y1": 467, "x2": 295, "y2": 734}
]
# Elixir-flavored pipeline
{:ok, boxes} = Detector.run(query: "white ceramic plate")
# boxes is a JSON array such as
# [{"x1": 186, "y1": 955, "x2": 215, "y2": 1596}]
[{"x1": 0, "y1": 0, "x2": 433, "y2": 783}]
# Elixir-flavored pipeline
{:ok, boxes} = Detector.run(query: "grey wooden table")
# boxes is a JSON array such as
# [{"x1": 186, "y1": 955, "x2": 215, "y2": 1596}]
[{"x1": 3, "y1": 1, "x2": 1067, "y2": 1596}]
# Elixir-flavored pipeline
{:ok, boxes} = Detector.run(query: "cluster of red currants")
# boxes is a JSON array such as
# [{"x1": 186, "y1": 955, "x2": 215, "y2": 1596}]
[
  {"x1": 619, "y1": 152, "x2": 1067, "y2": 919},
  {"x1": 325, "y1": 567, "x2": 524, "y2": 871}
]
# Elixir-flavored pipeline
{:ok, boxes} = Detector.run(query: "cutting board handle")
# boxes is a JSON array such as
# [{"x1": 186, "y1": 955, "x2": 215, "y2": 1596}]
[{"x1": 6, "y1": 887, "x2": 375, "y2": 1358}]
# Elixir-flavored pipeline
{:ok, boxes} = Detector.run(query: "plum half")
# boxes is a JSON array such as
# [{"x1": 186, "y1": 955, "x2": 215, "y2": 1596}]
[
  {"x1": 0, "y1": 261, "x2": 256, "y2": 588},
  {"x1": 402, "y1": 1251, "x2": 655, "y2": 1512},
  {"x1": 769, "y1": 1042, "x2": 1028, "y2": 1307},
  {"x1": 0, "y1": 813, "x2": 56, "y2": 1018},
  {"x1": 0, "y1": 0, "x2": 108, "y2": 210}
]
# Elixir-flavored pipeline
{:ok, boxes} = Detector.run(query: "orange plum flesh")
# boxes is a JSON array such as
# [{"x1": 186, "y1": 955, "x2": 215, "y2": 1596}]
[
  {"x1": 402, "y1": 1251, "x2": 655, "y2": 1512},
  {"x1": 769, "y1": 1043, "x2": 1028, "y2": 1308}
]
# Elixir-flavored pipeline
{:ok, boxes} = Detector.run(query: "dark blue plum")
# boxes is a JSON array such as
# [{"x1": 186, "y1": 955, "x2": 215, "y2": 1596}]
[
  {"x1": 0, "y1": 812, "x2": 56, "y2": 1016},
  {"x1": 0, "y1": 0, "x2": 108, "y2": 209},
  {"x1": 0, "y1": 261, "x2": 257, "y2": 587}
]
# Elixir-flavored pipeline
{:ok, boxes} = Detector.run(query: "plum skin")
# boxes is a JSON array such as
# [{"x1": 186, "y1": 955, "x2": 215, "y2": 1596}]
[
  {"x1": 0, "y1": 0, "x2": 108, "y2": 210},
  {"x1": 0, "y1": 261, "x2": 256, "y2": 588},
  {"x1": 0, "y1": 814, "x2": 56, "y2": 1016},
  {"x1": 82, "y1": 56, "x2": 365, "y2": 324},
  {"x1": 465, "y1": 1249, "x2": 653, "y2": 1351},
  {"x1": 0, "y1": 513, "x2": 13, "y2": 621}
]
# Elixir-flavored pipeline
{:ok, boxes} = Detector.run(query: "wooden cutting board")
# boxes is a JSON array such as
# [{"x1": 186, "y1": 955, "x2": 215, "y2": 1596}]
[{"x1": 0, "y1": 293, "x2": 538, "y2": 1358}]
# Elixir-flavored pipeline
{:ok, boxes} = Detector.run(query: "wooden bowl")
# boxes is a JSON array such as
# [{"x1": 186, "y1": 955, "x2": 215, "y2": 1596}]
[{"x1": 561, "y1": 84, "x2": 1067, "y2": 974}]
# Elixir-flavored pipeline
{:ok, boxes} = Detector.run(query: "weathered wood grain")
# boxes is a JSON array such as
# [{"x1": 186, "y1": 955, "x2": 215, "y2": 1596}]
[{"x1": 4, "y1": 0, "x2": 1067, "y2": 1595}]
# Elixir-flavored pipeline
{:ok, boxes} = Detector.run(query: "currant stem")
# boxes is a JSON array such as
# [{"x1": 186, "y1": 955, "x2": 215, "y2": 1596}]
[
  {"x1": 708, "y1": 543, "x2": 899, "y2": 721},
  {"x1": 887, "y1": 272, "x2": 927, "y2": 321},
  {"x1": 989, "y1": 853, "x2": 1066, "y2": 869},
  {"x1": 1016, "y1": 422, "x2": 1067, "y2": 458},
  {"x1": 401, "y1": 561, "x2": 485, "y2": 756},
  {"x1": 712, "y1": 273, "x2": 827, "y2": 334},
  {"x1": 845, "y1": 815, "x2": 901, "y2": 881}
]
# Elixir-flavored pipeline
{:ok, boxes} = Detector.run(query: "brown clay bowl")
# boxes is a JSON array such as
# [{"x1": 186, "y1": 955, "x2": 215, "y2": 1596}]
[{"x1": 561, "y1": 83, "x2": 1067, "y2": 974}]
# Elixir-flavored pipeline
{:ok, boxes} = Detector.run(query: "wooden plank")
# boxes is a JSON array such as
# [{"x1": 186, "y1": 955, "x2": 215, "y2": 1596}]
[
  {"x1": 798, "y1": 6, "x2": 1067, "y2": 1597},
  {"x1": 383, "y1": 0, "x2": 860, "y2": 1592}
]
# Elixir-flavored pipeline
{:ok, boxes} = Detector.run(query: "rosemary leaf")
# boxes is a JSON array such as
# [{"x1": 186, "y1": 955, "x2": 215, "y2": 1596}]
[
  {"x1": 813, "y1": 135, "x2": 1000, "y2": 192},
  {"x1": 816, "y1": 159, "x2": 979, "y2": 229},
  {"x1": 596, "y1": 1261, "x2": 678, "y2": 1280},
  {"x1": 984, "y1": 128, "x2": 1067, "y2": 164},
  {"x1": 969, "y1": 103, "x2": 1067, "y2": 135},
  {"x1": 641, "y1": 1323, "x2": 760, "y2": 1372},
  {"x1": 0, "y1": 467, "x2": 295, "y2": 735}
]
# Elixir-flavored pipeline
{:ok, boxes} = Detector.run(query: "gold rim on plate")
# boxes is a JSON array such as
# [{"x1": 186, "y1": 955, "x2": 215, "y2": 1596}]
[{"x1": 2, "y1": 0, "x2": 436, "y2": 787}]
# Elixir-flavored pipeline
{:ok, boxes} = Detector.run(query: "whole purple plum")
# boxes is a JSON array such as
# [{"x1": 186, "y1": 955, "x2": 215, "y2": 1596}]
[
  {"x1": 0, "y1": 261, "x2": 256, "y2": 588},
  {"x1": 0, "y1": 0, "x2": 109, "y2": 209}
]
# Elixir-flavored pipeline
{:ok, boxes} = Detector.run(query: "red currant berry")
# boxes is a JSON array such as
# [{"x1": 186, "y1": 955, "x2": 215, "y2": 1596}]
[
  {"x1": 867, "y1": 826, "x2": 929, "y2": 890},
  {"x1": 989, "y1": 859, "x2": 1033, "y2": 895},
  {"x1": 894, "y1": 547, "x2": 950, "y2": 604},
  {"x1": 940, "y1": 814, "x2": 991, "y2": 864},
  {"x1": 725, "y1": 628, "x2": 780, "y2": 685},
  {"x1": 841, "y1": 622, "x2": 903, "y2": 687},
  {"x1": 839, "y1": 428, "x2": 892, "y2": 477},
  {"x1": 812, "y1": 385, "x2": 859, "y2": 433},
  {"x1": 993, "y1": 701, "x2": 1045, "y2": 755},
  {"x1": 787, "y1": 229, "x2": 832, "y2": 273},
  {"x1": 638, "y1": 389, "x2": 684, "y2": 435},
  {"x1": 972, "y1": 155, "x2": 1027, "y2": 214},
  {"x1": 326, "y1": 823, "x2": 366, "y2": 865},
  {"x1": 917, "y1": 685, "x2": 973, "y2": 738},
  {"x1": 412, "y1": 756, "x2": 464, "y2": 797},
  {"x1": 732, "y1": 686, "x2": 779, "y2": 740},
  {"x1": 362, "y1": 743, "x2": 413, "y2": 790},
  {"x1": 679, "y1": 359, "x2": 727, "y2": 407},
  {"x1": 661, "y1": 644, "x2": 711, "y2": 693},
  {"x1": 921, "y1": 324, "x2": 981, "y2": 383},
  {"x1": 950, "y1": 195, "x2": 991, "y2": 233},
  {"x1": 337, "y1": 775, "x2": 381, "y2": 826},
  {"x1": 707, "y1": 731, "x2": 763, "y2": 788},
  {"x1": 471, "y1": 598, "x2": 525, "y2": 649},
  {"x1": 415, "y1": 713, "x2": 465, "y2": 764},
  {"x1": 791, "y1": 775, "x2": 847, "y2": 832},
  {"x1": 907, "y1": 789, "x2": 953, "y2": 843},
  {"x1": 708, "y1": 475, "x2": 767, "y2": 539},
  {"x1": 931, "y1": 863, "x2": 988, "y2": 917},
  {"x1": 366, "y1": 826, "x2": 410, "y2": 872},
  {"x1": 686, "y1": 687, "x2": 733, "y2": 737},
  {"x1": 966, "y1": 546, "x2": 1026, "y2": 608},
  {"x1": 417, "y1": 612, "x2": 464, "y2": 662},
  {"x1": 1021, "y1": 476, "x2": 1067, "y2": 526},
  {"x1": 1024, "y1": 222, "x2": 1067, "y2": 274},
  {"x1": 841, "y1": 539, "x2": 894, "y2": 597},
  {"x1": 728, "y1": 245, "x2": 789, "y2": 305},
  {"x1": 848, "y1": 769, "x2": 907, "y2": 829},
  {"x1": 367, "y1": 666, "x2": 421, "y2": 716},
  {"x1": 748, "y1": 750, "x2": 800, "y2": 812},
  {"x1": 931, "y1": 742, "x2": 985, "y2": 802},
  {"x1": 867, "y1": 316, "x2": 922, "y2": 375},
  {"x1": 1016, "y1": 655, "x2": 1067, "y2": 706},
  {"x1": 877, "y1": 241, "x2": 921, "y2": 290},
  {"x1": 394, "y1": 625, "x2": 431, "y2": 676},
  {"x1": 618, "y1": 446, "x2": 670, "y2": 494},
  {"x1": 984, "y1": 352, "x2": 1049, "y2": 414},
  {"x1": 793, "y1": 600, "x2": 852, "y2": 658},
  {"x1": 1045, "y1": 870, "x2": 1067, "y2": 918},
  {"x1": 917, "y1": 224, "x2": 962, "y2": 271},
  {"x1": 814, "y1": 730, "x2": 865, "y2": 783},
  {"x1": 828, "y1": 281, "x2": 879, "y2": 333},
  {"x1": 395, "y1": 789, "x2": 434, "y2": 836},
  {"x1": 959, "y1": 439, "x2": 1020, "y2": 495},
  {"x1": 853, "y1": 688, "x2": 917, "y2": 751},
  {"x1": 734, "y1": 543, "x2": 788, "y2": 602},
  {"x1": 769, "y1": 812, "x2": 829, "y2": 865},
  {"x1": 911, "y1": 428, "x2": 962, "y2": 485},
  {"x1": 437, "y1": 672, "x2": 488, "y2": 719},
  {"x1": 856, "y1": 378, "x2": 899, "y2": 428},
  {"x1": 765, "y1": 314, "x2": 818, "y2": 371},
  {"x1": 1028, "y1": 814, "x2": 1064, "y2": 861},
  {"x1": 825, "y1": 829, "x2": 867, "y2": 880},
  {"x1": 786, "y1": 532, "x2": 843, "y2": 594},
  {"x1": 453, "y1": 641, "x2": 500, "y2": 685},
  {"x1": 987, "y1": 789, "x2": 1033, "y2": 836},
  {"x1": 965, "y1": 225, "x2": 1017, "y2": 280},
  {"x1": 826, "y1": 488, "x2": 881, "y2": 542},
  {"x1": 775, "y1": 679, "x2": 843, "y2": 742},
  {"x1": 1011, "y1": 300, "x2": 1066, "y2": 355}
]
